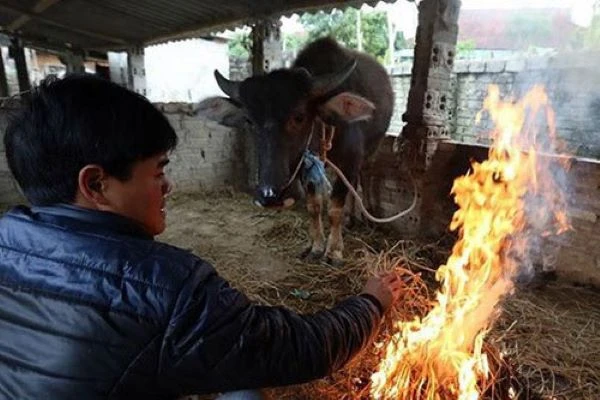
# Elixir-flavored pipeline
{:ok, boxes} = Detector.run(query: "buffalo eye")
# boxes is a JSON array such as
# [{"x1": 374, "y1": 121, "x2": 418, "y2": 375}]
[{"x1": 293, "y1": 112, "x2": 306, "y2": 125}]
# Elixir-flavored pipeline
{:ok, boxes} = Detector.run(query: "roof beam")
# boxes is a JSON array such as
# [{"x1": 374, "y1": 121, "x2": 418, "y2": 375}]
[
  {"x1": 76, "y1": 0, "x2": 170, "y2": 32},
  {"x1": 144, "y1": 0, "x2": 390, "y2": 47},
  {"x1": 8, "y1": 0, "x2": 63, "y2": 31},
  {"x1": 0, "y1": 3, "x2": 127, "y2": 45}
]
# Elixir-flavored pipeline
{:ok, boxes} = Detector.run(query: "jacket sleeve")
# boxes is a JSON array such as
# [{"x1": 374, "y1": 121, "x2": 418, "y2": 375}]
[{"x1": 158, "y1": 261, "x2": 382, "y2": 396}]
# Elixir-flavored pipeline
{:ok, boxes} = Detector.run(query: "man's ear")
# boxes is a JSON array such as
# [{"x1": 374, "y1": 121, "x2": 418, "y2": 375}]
[
  {"x1": 318, "y1": 92, "x2": 375, "y2": 123},
  {"x1": 78, "y1": 165, "x2": 110, "y2": 207}
]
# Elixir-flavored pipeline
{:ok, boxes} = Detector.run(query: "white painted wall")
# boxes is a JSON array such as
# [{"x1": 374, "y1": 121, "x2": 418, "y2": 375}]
[{"x1": 145, "y1": 38, "x2": 230, "y2": 102}]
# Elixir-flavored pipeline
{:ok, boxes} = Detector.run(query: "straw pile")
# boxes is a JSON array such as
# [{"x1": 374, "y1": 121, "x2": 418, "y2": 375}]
[
  {"x1": 165, "y1": 192, "x2": 599, "y2": 400},
  {"x1": 226, "y1": 212, "x2": 600, "y2": 400}
]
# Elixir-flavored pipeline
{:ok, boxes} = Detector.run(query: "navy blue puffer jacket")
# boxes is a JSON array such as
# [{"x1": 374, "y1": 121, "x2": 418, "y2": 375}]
[{"x1": 0, "y1": 205, "x2": 381, "y2": 399}]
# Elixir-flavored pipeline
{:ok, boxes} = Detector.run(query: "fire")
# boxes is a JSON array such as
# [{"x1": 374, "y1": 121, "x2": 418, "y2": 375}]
[{"x1": 370, "y1": 85, "x2": 570, "y2": 399}]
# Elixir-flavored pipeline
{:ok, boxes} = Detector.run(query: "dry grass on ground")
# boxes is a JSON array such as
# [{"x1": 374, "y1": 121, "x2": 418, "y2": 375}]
[{"x1": 163, "y1": 191, "x2": 600, "y2": 400}]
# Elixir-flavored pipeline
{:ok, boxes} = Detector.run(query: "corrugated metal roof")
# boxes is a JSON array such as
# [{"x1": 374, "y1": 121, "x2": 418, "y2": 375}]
[{"x1": 0, "y1": 0, "x2": 396, "y2": 52}]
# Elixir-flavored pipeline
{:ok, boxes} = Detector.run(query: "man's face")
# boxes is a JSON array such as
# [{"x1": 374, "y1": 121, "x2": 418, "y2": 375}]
[{"x1": 103, "y1": 152, "x2": 172, "y2": 236}]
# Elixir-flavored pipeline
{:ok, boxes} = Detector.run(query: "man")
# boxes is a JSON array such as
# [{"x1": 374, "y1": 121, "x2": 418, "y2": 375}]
[{"x1": 0, "y1": 74, "x2": 403, "y2": 399}]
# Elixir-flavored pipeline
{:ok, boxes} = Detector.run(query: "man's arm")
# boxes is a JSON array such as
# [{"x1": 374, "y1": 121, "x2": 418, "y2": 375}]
[{"x1": 157, "y1": 263, "x2": 383, "y2": 396}]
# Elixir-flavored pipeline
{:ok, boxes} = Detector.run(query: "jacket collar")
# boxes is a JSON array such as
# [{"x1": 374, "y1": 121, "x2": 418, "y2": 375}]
[{"x1": 25, "y1": 204, "x2": 154, "y2": 240}]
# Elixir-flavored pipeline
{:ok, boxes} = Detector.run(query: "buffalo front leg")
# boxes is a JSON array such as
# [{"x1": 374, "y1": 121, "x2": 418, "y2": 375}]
[
  {"x1": 301, "y1": 185, "x2": 326, "y2": 262},
  {"x1": 325, "y1": 196, "x2": 345, "y2": 266},
  {"x1": 325, "y1": 158, "x2": 361, "y2": 266}
]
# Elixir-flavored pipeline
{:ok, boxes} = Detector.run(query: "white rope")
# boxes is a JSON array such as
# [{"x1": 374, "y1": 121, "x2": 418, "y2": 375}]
[
  {"x1": 281, "y1": 119, "x2": 419, "y2": 224},
  {"x1": 325, "y1": 157, "x2": 419, "y2": 224},
  {"x1": 280, "y1": 121, "x2": 315, "y2": 193}
]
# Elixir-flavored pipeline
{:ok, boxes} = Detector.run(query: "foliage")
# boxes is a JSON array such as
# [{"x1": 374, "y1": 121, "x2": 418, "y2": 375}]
[
  {"x1": 283, "y1": 33, "x2": 308, "y2": 54},
  {"x1": 299, "y1": 8, "x2": 389, "y2": 61},
  {"x1": 456, "y1": 39, "x2": 476, "y2": 56},
  {"x1": 361, "y1": 10, "x2": 389, "y2": 60},
  {"x1": 228, "y1": 32, "x2": 251, "y2": 59},
  {"x1": 395, "y1": 31, "x2": 408, "y2": 50}
]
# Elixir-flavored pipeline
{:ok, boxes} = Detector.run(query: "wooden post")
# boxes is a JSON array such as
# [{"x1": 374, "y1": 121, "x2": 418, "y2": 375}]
[{"x1": 9, "y1": 37, "x2": 31, "y2": 93}]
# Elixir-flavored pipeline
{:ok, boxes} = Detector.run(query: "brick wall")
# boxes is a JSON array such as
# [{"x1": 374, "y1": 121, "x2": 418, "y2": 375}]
[
  {"x1": 155, "y1": 103, "x2": 248, "y2": 192},
  {"x1": 389, "y1": 52, "x2": 600, "y2": 158},
  {"x1": 364, "y1": 136, "x2": 600, "y2": 286},
  {"x1": 0, "y1": 104, "x2": 247, "y2": 207},
  {"x1": 229, "y1": 56, "x2": 251, "y2": 81}
]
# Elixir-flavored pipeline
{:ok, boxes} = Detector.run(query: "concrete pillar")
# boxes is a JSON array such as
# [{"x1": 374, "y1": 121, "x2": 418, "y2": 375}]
[
  {"x1": 107, "y1": 51, "x2": 128, "y2": 87},
  {"x1": 127, "y1": 46, "x2": 146, "y2": 96},
  {"x1": 250, "y1": 18, "x2": 282, "y2": 76},
  {"x1": 59, "y1": 51, "x2": 86, "y2": 74},
  {"x1": 9, "y1": 37, "x2": 30, "y2": 93},
  {"x1": 399, "y1": 0, "x2": 462, "y2": 236}
]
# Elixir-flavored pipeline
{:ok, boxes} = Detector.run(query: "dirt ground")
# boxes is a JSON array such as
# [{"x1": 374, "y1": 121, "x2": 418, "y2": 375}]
[{"x1": 160, "y1": 189, "x2": 299, "y2": 284}]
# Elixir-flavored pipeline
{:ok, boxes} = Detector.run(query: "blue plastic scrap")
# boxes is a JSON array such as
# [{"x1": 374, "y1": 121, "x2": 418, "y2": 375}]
[{"x1": 302, "y1": 150, "x2": 331, "y2": 195}]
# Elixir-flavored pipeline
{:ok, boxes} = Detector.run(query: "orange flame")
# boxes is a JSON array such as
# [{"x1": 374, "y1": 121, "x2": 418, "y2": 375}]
[{"x1": 370, "y1": 85, "x2": 570, "y2": 399}]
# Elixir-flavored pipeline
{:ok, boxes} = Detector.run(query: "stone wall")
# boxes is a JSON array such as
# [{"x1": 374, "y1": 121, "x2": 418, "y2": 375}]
[
  {"x1": 155, "y1": 103, "x2": 248, "y2": 193},
  {"x1": 229, "y1": 56, "x2": 251, "y2": 81},
  {"x1": 0, "y1": 104, "x2": 247, "y2": 207},
  {"x1": 390, "y1": 52, "x2": 600, "y2": 158},
  {"x1": 363, "y1": 136, "x2": 600, "y2": 286}
]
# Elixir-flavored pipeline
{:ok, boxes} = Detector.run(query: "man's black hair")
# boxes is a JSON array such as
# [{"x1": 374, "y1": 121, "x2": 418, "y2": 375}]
[{"x1": 4, "y1": 73, "x2": 178, "y2": 206}]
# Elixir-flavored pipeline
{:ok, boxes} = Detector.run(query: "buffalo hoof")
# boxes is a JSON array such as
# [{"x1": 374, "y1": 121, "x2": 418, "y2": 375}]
[
  {"x1": 299, "y1": 247, "x2": 324, "y2": 263},
  {"x1": 323, "y1": 256, "x2": 345, "y2": 268}
]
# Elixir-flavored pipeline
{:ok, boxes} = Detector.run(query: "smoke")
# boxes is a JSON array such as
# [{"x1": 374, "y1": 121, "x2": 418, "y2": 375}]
[{"x1": 475, "y1": 83, "x2": 573, "y2": 286}]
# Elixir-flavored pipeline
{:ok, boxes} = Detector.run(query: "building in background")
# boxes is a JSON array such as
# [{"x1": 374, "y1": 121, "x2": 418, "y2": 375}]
[
  {"x1": 1, "y1": 45, "x2": 106, "y2": 96},
  {"x1": 457, "y1": 6, "x2": 579, "y2": 59},
  {"x1": 109, "y1": 36, "x2": 230, "y2": 103}
]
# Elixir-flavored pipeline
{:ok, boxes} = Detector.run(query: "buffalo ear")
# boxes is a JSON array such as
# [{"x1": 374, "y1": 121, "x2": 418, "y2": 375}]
[
  {"x1": 318, "y1": 92, "x2": 375, "y2": 123},
  {"x1": 193, "y1": 96, "x2": 248, "y2": 128}
]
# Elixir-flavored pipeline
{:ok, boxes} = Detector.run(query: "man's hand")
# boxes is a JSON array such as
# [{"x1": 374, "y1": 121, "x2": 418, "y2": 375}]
[{"x1": 361, "y1": 272, "x2": 403, "y2": 312}]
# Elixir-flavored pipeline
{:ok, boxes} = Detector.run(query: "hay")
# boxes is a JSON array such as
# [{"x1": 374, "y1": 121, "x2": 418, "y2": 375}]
[
  {"x1": 165, "y1": 193, "x2": 599, "y2": 400},
  {"x1": 229, "y1": 214, "x2": 600, "y2": 400}
]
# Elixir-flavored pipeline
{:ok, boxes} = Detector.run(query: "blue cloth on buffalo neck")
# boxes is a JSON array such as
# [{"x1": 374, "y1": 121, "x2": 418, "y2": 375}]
[{"x1": 302, "y1": 150, "x2": 331, "y2": 196}]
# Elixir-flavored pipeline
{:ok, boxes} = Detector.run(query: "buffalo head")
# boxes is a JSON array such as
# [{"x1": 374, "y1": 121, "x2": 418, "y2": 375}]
[{"x1": 213, "y1": 61, "x2": 375, "y2": 208}]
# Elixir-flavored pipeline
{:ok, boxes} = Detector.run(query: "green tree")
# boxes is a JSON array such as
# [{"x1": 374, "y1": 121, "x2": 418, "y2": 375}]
[
  {"x1": 456, "y1": 39, "x2": 476, "y2": 57},
  {"x1": 228, "y1": 32, "x2": 251, "y2": 59},
  {"x1": 395, "y1": 31, "x2": 408, "y2": 50},
  {"x1": 299, "y1": 8, "x2": 389, "y2": 62},
  {"x1": 283, "y1": 33, "x2": 308, "y2": 54},
  {"x1": 362, "y1": 11, "x2": 388, "y2": 60}
]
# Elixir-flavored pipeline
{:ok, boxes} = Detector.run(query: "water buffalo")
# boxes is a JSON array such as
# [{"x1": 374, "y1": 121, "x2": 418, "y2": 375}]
[{"x1": 207, "y1": 37, "x2": 394, "y2": 265}]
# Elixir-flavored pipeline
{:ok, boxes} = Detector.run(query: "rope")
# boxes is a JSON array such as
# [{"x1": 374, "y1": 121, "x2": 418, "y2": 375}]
[
  {"x1": 317, "y1": 122, "x2": 418, "y2": 224},
  {"x1": 325, "y1": 157, "x2": 419, "y2": 224},
  {"x1": 279, "y1": 121, "x2": 315, "y2": 193},
  {"x1": 281, "y1": 118, "x2": 419, "y2": 224}
]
